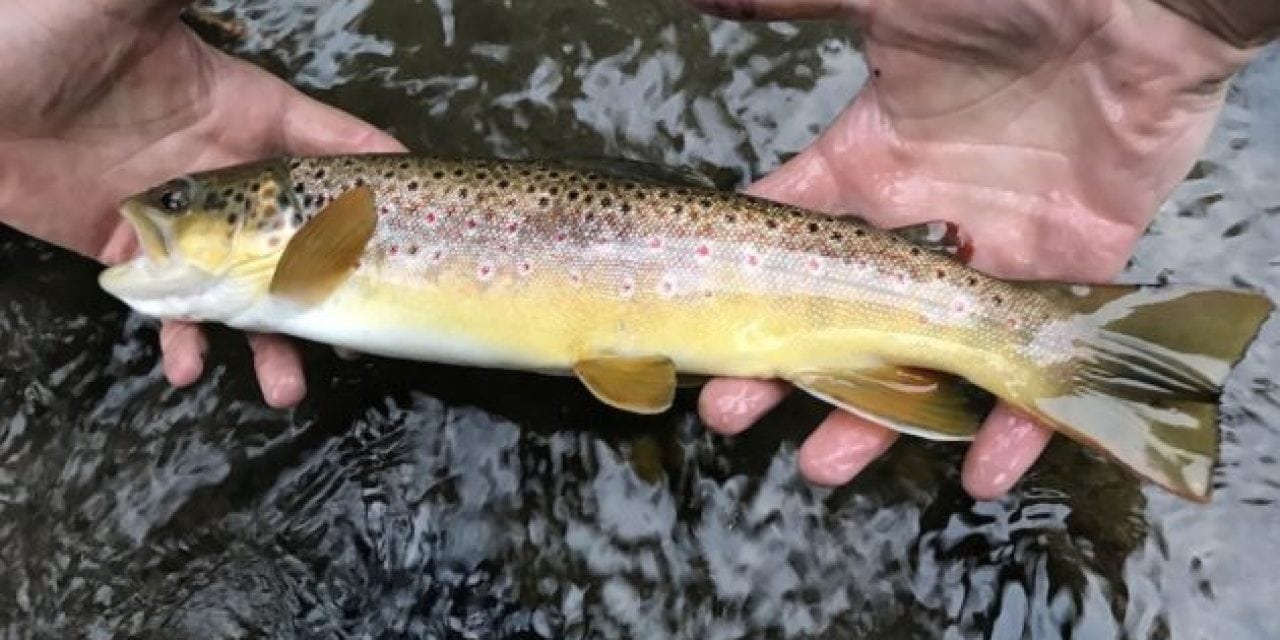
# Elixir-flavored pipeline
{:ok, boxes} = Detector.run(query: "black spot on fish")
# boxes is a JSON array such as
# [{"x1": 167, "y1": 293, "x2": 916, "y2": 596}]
[
  {"x1": 233, "y1": 193, "x2": 245, "y2": 204},
  {"x1": 303, "y1": 195, "x2": 314, "y2": 208},
  {"x1": 935, "y1": 269, "x2": 946, "y2": 279},
  {"x1": 477, "y1": 172, "x2": 487, "y2": 179},
  {"x1": 313, "y1": 168, "x2": 325, "y2": 179},
  {"x1": 539, "y1": 197, "x2": 550, "y2": 207},
  {"x1": 595, "y1": 182, "x2": 608, "y2": 191},
  {"x1": 408, "y1": 181, "x2": 419, "y2": 191},
  {"x1": 910, "y1": 247, "x2": 921, "y2": 256},
  {"x1": 293, "y1": 183, "x2": 305, "y2": 194},
  {"x1": 601, "y1": 197, "x2": 612, "y2": 207},
  {"x1": 498, "y1": 180, "x2": 510, "y2": 188},
  {"x1": 583, "y1": 194, "x2": 594, "y2": 204},
  {"x1": 292, "y1": 213, "x2": 304, "y2": 225},
  {"x1": 289, "y1": 159, "x2": 302, "y2": 170},
  {"x1": 400, "y1": 162, "x2": 410, "y2": 170},
  {"x1": 993, "y1": 295, "x2": 1004, "y2": 305},
  {"x1": 967, "y1": 277, "x2": 978, "y2": 286},
  {"x1": 526, "y1": 185, "x2": 536, "y2": 193},
  {"x1": 454, "y1": 169, "x2": 464, "y2": 177},
  {"x1": 701, "y1": 199, "x2": 713, "y2": 208},
  {"x1": 227, "y1": 214, "x2": 238, "y2": 225},
  {"x1": 549, "y1": 187, "x2": 559, "y2": 195},
  {"x1": 765, "y1": 219, "x2": 776, "y2": 229},
  {"x1": 458, "y1": 188, "x2": 468, "y2": 198},
  {"x1": 549, "y1": 171, "x2": 560, "y2": 178},
  {"x1": 384, "y1": 170, "x2": 394, "y2": 179},
  {"x1": 222, "y1": 187, "x2": 234, "y2": 197},
  {"x1": 831, "y1": 231, "x2": 843, "y2": 240},
  {"x1": 854, "y1": 229, "x2": 866, "y2": 237},
  {"x1": 674, "y1": 204, "x2": 684, "y2": 214},
  {"x1": 621, "y1": 203, "x2": 632, "y2": 213},
  {"x1": 433, "y1": 171, "x2": 444, "y2": 179},
  {"x1": 808, "y1": 222, "x2": 820, "y2": 233},
  {"x1": 568, "y1": 191, "x2": 579, "y2": 200},
  {"x1": 355, "y1": 178, "x2": 366, "y2": 187}
]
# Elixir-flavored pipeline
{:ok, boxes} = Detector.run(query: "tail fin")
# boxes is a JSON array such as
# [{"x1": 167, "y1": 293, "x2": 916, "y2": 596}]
[{"x1": 1021, "y1": 283, "x2": 1273, "y2": 502}]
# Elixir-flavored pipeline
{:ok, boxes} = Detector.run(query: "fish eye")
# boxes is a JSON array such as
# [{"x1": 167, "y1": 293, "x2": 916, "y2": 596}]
[{"x1": 153, "y1": 181, "x2": 191, "y2": 214}]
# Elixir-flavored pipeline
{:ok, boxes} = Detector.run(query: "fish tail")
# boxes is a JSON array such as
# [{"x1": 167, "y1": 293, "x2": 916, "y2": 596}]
[{"x1": 1022, "y1": 283, "x2": 1273, "y2": 501}]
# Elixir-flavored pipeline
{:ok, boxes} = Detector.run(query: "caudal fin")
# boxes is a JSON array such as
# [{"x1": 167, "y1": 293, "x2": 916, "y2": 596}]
[{"x1": 1022, "y1": 283, "x2": 1273, "y2": 501}]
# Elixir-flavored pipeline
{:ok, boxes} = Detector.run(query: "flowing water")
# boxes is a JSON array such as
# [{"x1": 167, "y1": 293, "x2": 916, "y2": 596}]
[{"x1": 2, "y1": 1, "x2": 1279, "y2": 637}]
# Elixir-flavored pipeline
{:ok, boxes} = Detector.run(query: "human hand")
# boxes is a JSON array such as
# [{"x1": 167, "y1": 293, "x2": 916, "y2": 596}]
[
  {"x1": 685, "y1": 0, "x2": 1261, "y2": 498},
  {"x1": 0, "y1": 0, "x2": 405, "y2": 407}
]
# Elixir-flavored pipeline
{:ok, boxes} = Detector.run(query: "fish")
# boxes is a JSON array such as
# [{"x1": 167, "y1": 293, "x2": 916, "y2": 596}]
[{"x1": 98, "y1": 153, "x2": 1274, "y2": 501}]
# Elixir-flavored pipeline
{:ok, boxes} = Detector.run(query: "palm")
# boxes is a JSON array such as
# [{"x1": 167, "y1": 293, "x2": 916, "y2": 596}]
[
  {"x1": 689, "y1": 0, "x2": 1250, "y2": 497},
  {"x1": 0, "y1": 0, "x2": 403, "y2": 404}
]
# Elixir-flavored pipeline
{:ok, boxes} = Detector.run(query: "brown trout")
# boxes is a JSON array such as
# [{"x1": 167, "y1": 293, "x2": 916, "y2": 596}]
[{"x1": 98, "y1": 154, "x2": 1274, "y2": 501}]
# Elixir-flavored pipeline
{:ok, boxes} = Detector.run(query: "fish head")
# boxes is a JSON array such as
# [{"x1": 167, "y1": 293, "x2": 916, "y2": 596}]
[{"x1": 99, "y1": 159, "x2": 300, "y2": 322}]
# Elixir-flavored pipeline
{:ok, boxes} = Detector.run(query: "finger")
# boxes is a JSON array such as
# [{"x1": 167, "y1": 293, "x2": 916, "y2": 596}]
[
  {"x1": 797, "y1": 410, "x2": 898, "y2": 486},
  {"x1": 159, "y1": 320, "x2": 207, "y2": 387},
  {"x1": 697, "y1": 377, "x2": 791, "y2": 435},
  {"x1": 682, "y1": 0, "x2": 858, "y2": 22},
  {"x1": 246, "y1": 333, "x2": 307, "y2": 408},
  {"x1": 279, "y1": 92, "x2": 408, "y2": 156},
  {"x1": 961, "y1": 403, "x2": 1054, "y2": 500}
]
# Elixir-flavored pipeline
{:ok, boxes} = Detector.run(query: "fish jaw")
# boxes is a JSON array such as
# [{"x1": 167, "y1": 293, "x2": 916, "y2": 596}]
[{"x1": 99, "y1": 257, "x2": 261, "y2": 323}]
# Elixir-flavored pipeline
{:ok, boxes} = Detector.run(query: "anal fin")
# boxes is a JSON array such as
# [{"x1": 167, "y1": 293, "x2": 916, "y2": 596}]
[{"x1": 788, "y1": 366, "x2": 994, "y2": 440}]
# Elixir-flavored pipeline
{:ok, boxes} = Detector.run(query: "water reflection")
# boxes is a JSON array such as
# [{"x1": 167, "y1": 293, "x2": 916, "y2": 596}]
[{"x1": 2, "y1": 0, "x2": 1278, "y2": 637}]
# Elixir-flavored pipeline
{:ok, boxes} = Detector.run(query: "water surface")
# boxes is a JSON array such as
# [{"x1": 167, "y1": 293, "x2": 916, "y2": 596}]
[{"x1": 2, "y1": 1, "x2": 1278, "y2": 637}]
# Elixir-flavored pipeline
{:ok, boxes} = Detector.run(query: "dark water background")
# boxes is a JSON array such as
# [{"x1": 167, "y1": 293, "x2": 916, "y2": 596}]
[{"x1": 2, "y1": 1, "x2": 1279, "y2": 637}]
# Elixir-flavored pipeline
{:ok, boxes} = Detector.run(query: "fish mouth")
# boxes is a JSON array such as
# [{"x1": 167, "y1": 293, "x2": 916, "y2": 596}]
[{"x1": 121, "y1": 199, "x2": 171, "y2": 263}]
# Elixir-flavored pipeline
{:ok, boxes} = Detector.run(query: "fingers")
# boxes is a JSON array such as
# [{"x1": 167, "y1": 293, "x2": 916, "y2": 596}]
[
  {"x1": 280, "y1": 92, "x2": 408, "y2": 156},
  {"x1": 697, "y1": 378, "x2": 791, "y2": 435},
  {"x1": 797, "y1": 410, "x2": 898, "y2": 485},
  {"x1": 247, "y1": 333, "x2": 307, "y2": 408},
  {"x1": 160, "y1": 320, "x2": 207, "y2": 387},
  {"x1": 682, "y1": 0, "x2": 859, "y2": 22},
  {"x1": 961, "y1": 403, "x2": 1054, "y2": 500}
]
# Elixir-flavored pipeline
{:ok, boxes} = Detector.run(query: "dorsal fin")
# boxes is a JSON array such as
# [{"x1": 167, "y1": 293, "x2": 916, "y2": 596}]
[{"x1": 552, "y1": 157, "x2": 720, "y2": 189}]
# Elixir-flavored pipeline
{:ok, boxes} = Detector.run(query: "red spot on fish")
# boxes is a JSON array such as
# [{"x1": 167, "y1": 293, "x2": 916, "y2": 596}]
[
  {"x1": 806, "y1": 257, "x2": 823, "y2": 274},
  {"x1": 555, "y1": 232, "x2": 568, "y2": 243},
  {"x1": 746, "y1": 254, "x2": 760, "y2": 267},
  {"x1": 506, "y1": 220, "x2": 520, "y2": 233},
  {"x1": 620, "y1": 278, "x2": 636, "y2": 298},
  {"x1": 465, "y1": 217, "x2": 479, "y2": 231},
  {"x1": 477, "y1": 261, "x2": 495, "y2": 280},
  {"x1": 1006, "y1": 317, "x2": 1020, "y2": 329},
  {"x1": 518, "y1": 261, "x2": 532, "y2": 277},
  {"x1": 425, "y1": 211, "x2": 438, "y2": 224},
  {"x1": 648, "y1": 237, "x2": 663, "y2": 250},
  {"x1": 696, "y1": 245, "x2": 710, "y2": 256},
  {"x1": 389, "y1": 245, "x2": 399, "y2": 255}
]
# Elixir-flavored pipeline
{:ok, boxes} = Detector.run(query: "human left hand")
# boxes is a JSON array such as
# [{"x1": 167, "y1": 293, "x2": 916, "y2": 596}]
[{"x1": 0, "y1": 0, "x2": 406, "y2": 406}]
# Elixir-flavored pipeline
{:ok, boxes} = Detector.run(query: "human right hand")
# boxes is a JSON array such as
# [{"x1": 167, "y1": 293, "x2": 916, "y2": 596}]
[{"x1": 685, "y1": 0, "x2": 1261, "y2": 499}]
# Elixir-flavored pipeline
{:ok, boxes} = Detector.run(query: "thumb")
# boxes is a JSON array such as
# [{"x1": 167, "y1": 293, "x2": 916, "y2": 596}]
[{"x1": 279, "y1": 92, "x2": 408, "y2": 156}]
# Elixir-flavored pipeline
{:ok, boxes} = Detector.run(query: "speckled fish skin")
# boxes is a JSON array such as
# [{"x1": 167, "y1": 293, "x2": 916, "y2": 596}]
[
  {"x1": 98, "y1": 154, "x2": 1275, "y2": 501},
  {"x1": 274, "y1": 156, "x2": 1062, "y2": 394}
]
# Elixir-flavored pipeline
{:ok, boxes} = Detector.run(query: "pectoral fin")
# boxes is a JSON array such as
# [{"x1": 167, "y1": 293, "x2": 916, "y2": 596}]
[
  {"x1": 574, "y1": 355, "x2": 677, "y2": 414},
  {"x1": 269, "y1": 185, "x2": 378, "y2": 306},
  {"x1": 788, "y1": 366, "x2": 994, "y2": 440}
]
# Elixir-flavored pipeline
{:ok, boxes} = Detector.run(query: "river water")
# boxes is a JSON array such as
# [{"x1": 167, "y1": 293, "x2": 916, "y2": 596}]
[{"x1": 2, "y1": 1, "x2": 1278, "y2": 637}]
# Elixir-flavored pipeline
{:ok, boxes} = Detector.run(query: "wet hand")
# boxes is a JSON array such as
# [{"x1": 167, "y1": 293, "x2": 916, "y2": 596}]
[
  {"x1": 0, "y1": 0, "x2": 405, "y2": 407},
  {"x1": 685, "y1": 0, "x2": 1259, "y2": 498}
]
